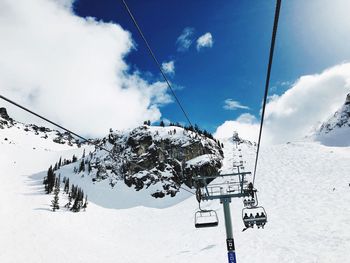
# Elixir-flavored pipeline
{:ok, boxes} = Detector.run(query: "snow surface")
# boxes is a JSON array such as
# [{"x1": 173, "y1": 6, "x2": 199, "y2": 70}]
[{"x1": 1, "y1": 124, "x2": 350, "y2": 262}]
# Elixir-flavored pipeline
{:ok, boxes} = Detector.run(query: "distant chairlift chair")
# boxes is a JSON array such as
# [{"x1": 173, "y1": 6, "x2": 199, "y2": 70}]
[{"x1": 195, "y1": 210, "x2": 219, "y2": 228}]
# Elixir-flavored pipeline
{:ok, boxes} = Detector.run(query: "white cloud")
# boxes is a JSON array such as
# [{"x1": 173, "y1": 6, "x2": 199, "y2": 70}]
[
  {"x1": 223, "y1": 99, "x2": 250, "y2": 110},
  {"x1": 161, "y1": 60, "x2": 175, "y2": 75},
  {"x1": 176, "y1": 27, "x2": 194, "y2": 52},
  {"x1": 0, "y1": 0, "x2": 172, "y2": 137},
  {"x1": 196, "y1": 32, "x2": 213, "y2": 51},
  {"x1": 214, "y1": 113, "x2": 259, "y2": 142},
  {"x1": 215, "y1": 63, "x2": 350, "y2": 144}
]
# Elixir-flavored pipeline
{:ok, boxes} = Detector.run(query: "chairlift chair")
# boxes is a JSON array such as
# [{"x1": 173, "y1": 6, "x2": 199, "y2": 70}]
[
  {"x1": 195, "y1": 210, "x2": 219, "y2": 228},
  {"x1": 242, "y1": 206, "x2": 267, "y2": 229},
  {"x1": 243, "y1": 198, "x2": 256, "y2": 207}
]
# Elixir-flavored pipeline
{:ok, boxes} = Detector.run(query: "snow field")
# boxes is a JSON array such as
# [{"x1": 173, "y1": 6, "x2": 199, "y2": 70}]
[{"x1": 1, "y1": 126, "x2": 350, "y2": 262}]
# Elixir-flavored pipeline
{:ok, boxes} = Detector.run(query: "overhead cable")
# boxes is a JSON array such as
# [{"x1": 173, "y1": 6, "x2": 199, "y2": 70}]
[
  {"x1": 252, "y1": 0, "x2": 282, "y2": 186},
  {"x1": 0, "y1": 94, "x2": 195, "y2": 195}
]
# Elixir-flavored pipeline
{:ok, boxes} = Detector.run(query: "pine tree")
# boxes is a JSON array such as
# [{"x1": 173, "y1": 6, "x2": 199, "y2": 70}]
[
  {"x1": 46, "y1": 166, "x2": 56, "y2": 194},
  {"x1": 65, "y1": 192, "x2": 72, "y2": 208},
  {"x1": 43, "y1": 176, "x2": 48, "y2": 193},
  {"x1": 82, "y1": 195, "x2": 88, "y2": 211},
  {"x1": 51, "y1": 183, "x2": 60, "y2": 212},
  {"x1": 64, "y1": 178, "x2": 70, "y2": 194},
  {"x1": 70, "y1": 197, "x2": 80, "y2": 212},
  {"x1": 71, "y1": 185, "x2": 76, "y2": 199},
  {"x1": 72, "y1": 154, "x2": 77, "y2": 163},
  {"x1": 82, "y1": 149, "x2": 86, "y2": 158},
  {"x1": 79, "y1": 160, "x2": 85, "y2": 173},
  {"x1": 58, "y1": 157, "x2": 62, "y2": 168},
  {"x1": 88, "y1": 162, "x2": 92, "y2": 174},
  {"x1": 160, "y1": 120, "x2": 165, "y2": 127}
]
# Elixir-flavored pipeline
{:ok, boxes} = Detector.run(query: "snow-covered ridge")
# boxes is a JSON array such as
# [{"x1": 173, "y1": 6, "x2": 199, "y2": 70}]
[
  {"x1": 0, "y1": 107, "x2": 80, "y2": 149},
  {"x1": 0, "y1": 107, "x2": 224, "y2": 207},
  {"x1": 52, "y1": 124, "x2": 224, "y2": 205},
  {"x1": 314, "y1": 93, "x2": 350, "y2": 146}
]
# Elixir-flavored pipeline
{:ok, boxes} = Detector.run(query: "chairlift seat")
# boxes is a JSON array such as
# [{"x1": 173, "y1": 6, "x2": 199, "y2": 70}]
[
  {"x1": 242, "y1": 206, "x2": 267, "y2": 229},
  {"x1": 195, "y1": 210, "x2": 219, "y2": 228}
]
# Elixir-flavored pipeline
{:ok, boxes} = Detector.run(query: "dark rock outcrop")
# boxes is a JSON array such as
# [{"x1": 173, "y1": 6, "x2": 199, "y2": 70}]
[{"x1": 82, "y1": 125, "x2": 224, "y2": 198}]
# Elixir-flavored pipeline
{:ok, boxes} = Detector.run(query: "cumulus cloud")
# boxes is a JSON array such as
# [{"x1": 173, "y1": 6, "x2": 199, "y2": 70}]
[
  {"x1": 161, "y1": 60, "x2": 175, "y2": 75},
  {"x1": 223, "y1": 99, "x2": 250, "y2": 110},
  {"x1": 0, "y1": 0, "x2": 172, "y2": 137},
  {"x1": 176, "y1": 27, "x2": 194, "y2": 52},
  {"x1": 196, "y1": 32, "x2": 213, "y2": 51},
  {"x1": 214, "y1": 114, "x2": 259, "y2": 142},
  {"x1": 215, "y1": 63, "x2": 350, "y2": 144}
]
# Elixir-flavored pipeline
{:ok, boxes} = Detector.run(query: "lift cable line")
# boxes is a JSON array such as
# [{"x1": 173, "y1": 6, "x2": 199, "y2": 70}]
[
  {"x1": 120, "y1": 0, "x2": 220, "y2": 181},
  {"x1": 120, "y1": 0, "x2": 193, "y2": 127},
  {"x1": 252, "y1": 0, "x2": 282, "y2": 186},
  {"x1": 191, "y1": 1, "x2": 281, "y2": 262},
  {"x1": 0, "y1": 94, "x2": 196, "y2": 196}
]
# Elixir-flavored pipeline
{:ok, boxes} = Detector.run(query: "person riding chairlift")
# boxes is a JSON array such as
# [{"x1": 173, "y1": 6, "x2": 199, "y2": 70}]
[
  {"x1": 260, "y1": 212, "x2": 267, "y2": 228},
  {"x1": 249, "y1": 213, "x2": 255, "y2": 228},
  {"x1": 255, "y1": 212, "x2": 262, "y2": 228},
  {"x1": 243, "y1": 213, "x2": 249, "y2": 228}
]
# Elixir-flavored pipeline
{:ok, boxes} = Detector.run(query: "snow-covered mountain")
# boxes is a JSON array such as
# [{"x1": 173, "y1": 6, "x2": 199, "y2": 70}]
[
  {"x1": 1, "y1": 107, "x2": 350, "y2": 263},
  {"x1": 50, "y1": 124, "x2": 223, "y2": 208},
  {"x1": 0, "y1": 107, "x2": 81, "y2": 148},
  {"x1": 0, "y1": 107, "x2": 223, "y2": 207},
  {"x1": 314, "y1": 93, "x2": 350, "y2": 146}
]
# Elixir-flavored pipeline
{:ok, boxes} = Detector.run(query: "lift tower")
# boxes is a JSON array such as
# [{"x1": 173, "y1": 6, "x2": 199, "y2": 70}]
[{"x1": 193, "y1": 169, "x2": 256, "y2": 263}]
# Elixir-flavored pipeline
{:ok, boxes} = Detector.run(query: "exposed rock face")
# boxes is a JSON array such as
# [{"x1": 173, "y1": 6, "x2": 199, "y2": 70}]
[
  {"x1": 0, "y1": 107, "x2": 14, "y2": 128},
  {"x1": 318, "y1": 96, "x2": 350, "y2": 133},
  {"x1": 0, "y1": 108, "x2": 10, "y2": 120},
  {"x1": 81, "y1": 125, "x2": 224, "y2": 198},
  {"x1": 345, "y1": 93, "x2": 350, "y2": 105}
]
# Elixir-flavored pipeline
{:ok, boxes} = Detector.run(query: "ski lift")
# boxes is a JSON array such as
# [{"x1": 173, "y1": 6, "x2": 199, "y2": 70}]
[
  {"x1": 194, "y1": 187, "x2": 219, "y2": 228},
  {"x1": 195, "y1": 210, "x2": 219, "y2": 228},
  {"x1": 243, "y1": 198, "x2": 256, "y2": 207},
  {"x1": 242, "y1": 206, "x2": 267, "y2": 229}
]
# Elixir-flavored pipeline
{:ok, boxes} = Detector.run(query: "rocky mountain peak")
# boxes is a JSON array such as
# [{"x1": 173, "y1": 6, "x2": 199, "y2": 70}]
[
  {"x1": 314, "y1": 93, "x2": 350, "y2": 146},
  {"x1": 345, "y1": 93, "x2": 350, "y2": 105},
  {"x1": 0, "y1": 107, "x2": 10, "y2": 120},
  {"x1": 56, "y1": 125, "x2": 224, "y2": 199},
  {"x1": 318, "y1": 94, "x2": 350, "y2": 134}
]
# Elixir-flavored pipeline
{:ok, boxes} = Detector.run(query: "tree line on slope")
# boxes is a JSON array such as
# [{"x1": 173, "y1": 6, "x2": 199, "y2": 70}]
[{"x1": 43, "y1": 156, "x2": 88, "y2": 212}]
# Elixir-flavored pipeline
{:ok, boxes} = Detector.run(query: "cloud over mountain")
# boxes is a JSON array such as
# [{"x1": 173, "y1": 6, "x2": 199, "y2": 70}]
[
  {"x1": 0, "y1": 0, "x2": 171, "y2": 137},
  {"x1": 215, "y1": 63, "x2": 350, "y2": 144}
]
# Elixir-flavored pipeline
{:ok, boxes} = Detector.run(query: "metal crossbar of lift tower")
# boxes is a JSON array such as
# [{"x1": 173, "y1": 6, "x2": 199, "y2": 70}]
[
  {"x1": 193, "y1": 172, "x2": 252, "y2": 201},
  {"x1": 192, "y1": 172, "x2": 252, "y2": 180},
  {"x1": 200, "y1": 190, "x2": 250, "y2": 201}
]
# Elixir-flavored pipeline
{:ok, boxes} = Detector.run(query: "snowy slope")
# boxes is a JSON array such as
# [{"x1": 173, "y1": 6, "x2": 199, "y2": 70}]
[
  {"x1": 45, "y1": 124, "x2": 223, "y2": 208},
  {"x1": 1, "y1": 117, "x2": 350, "y2": 262}
]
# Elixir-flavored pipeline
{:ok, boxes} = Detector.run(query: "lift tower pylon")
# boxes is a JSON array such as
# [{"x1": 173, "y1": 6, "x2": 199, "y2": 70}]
[{"x1": 193, "y1": 171, "x2": 255, "y2": 263}]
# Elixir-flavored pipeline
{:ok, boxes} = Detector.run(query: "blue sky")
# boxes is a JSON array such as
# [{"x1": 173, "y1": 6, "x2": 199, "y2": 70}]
[
  {"x1": 73, "y1": 0, "x2": 350, "y2": 133},
  {"x1": 1, "y1": 0, "x2": 350, "y2": 141}
]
